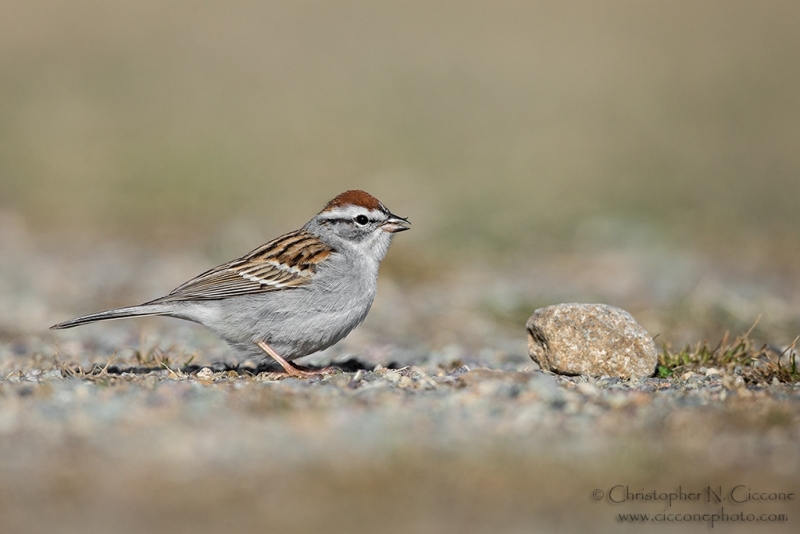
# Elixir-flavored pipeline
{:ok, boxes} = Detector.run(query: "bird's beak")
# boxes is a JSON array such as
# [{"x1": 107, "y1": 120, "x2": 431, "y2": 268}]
[{"x1": 381, "y1": 213, "x2": 411, "y2": 233}]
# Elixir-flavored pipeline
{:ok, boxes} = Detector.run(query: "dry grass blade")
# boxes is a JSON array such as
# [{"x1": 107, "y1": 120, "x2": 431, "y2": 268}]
[
  {"x1": 53, "y1": 354, "x2": 84, "y2": 379},
  {"x1": 658, "y1": 327, "x2": 800, "y2": 384}
]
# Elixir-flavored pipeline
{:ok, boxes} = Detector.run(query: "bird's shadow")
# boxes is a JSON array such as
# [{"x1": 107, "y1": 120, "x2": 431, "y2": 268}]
[{"x1": 104, "y1": 357, "x2": 399, "y2": 376}]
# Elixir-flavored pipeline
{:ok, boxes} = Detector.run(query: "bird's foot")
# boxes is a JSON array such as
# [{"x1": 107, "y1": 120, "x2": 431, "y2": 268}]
[
  {"x1": 256, "y1": 340, "x2": 337, "y2": 378},
  {"x1": 283, "y1": 364, "x2": 339, "y2": 378}
]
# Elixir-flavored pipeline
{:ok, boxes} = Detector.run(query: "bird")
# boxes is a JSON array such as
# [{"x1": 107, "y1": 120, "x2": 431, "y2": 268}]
[{"x1": 50, "y1": 190, "x2": 410, "y2": 377}]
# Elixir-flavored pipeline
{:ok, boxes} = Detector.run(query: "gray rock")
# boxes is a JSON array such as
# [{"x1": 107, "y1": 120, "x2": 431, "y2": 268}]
[{"x1": 526, "y1": 303, "x2": 657, "y2": 379}]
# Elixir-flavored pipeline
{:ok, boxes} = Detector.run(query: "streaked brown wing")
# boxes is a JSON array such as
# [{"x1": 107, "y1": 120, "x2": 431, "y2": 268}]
[{"x1": 152, "y1": 230, "x2": 334, "y2": 302}]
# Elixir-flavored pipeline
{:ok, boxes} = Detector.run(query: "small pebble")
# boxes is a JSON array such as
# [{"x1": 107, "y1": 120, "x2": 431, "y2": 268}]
[
  {"x1": 576, "y1": 382, "x2": 600, "y2": 396},
  {"x1": 383, "y1": 370, "x2": 402, "y2": 384},
  {"x1": 196, "y1": 368, "x2": 214, "y2": 381}
]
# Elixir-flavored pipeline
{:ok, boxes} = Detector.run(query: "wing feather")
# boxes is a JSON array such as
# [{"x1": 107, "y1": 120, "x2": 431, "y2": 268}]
[{"x1": 151, "y1": 230, "x2": 333, "y2": 302}]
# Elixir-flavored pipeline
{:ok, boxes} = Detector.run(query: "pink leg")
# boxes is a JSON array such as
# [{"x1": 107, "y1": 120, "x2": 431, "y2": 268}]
[{"x1": 256, "y1": 340, "x2": 334, "y2": 378}]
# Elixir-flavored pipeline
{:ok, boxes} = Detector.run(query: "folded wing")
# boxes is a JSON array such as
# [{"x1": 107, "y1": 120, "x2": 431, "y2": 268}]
[{"x1": 151, "y1": 230, "x2": 333, "y2": 302}]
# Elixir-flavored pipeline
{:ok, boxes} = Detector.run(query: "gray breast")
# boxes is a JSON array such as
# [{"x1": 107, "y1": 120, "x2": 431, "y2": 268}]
[{"x1": 191, "y1": 251, "x2": 379, "y2": 359}]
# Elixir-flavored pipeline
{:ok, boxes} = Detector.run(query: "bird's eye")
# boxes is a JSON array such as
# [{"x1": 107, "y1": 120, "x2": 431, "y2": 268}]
[{"x1": 355, "y1": 215, "x2": 369, "y2": 225}]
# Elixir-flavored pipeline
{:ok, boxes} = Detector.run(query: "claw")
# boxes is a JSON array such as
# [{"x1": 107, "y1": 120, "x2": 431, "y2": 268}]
[{"x1": 256, "y1": 340, "x2": 335, "y2": 378}]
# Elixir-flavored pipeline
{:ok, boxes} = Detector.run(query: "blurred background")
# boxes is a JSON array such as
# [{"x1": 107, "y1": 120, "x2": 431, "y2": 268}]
[{"x1": 2, "y1": 0, "x2": 799, "y2": 245}]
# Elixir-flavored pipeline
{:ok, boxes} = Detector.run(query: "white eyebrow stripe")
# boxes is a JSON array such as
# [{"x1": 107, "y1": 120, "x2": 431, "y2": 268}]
[{"x1": 317, "y1": 206, "x2": 387, "y2": 221}]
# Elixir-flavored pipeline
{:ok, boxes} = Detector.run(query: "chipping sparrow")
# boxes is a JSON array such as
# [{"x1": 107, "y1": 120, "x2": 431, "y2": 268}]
[{"x1": 51, "y1": 190, "x2": 410, "y2": 377}]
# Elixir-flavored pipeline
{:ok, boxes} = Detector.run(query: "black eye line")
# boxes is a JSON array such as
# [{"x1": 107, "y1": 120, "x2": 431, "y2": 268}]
[{"x1": 320, "y1": 216, "x2": 381, "y2": 225}]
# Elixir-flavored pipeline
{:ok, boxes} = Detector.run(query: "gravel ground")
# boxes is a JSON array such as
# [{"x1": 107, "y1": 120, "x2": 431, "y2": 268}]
[{"x1": 1, "y1": 220, "x2": 799, "y2": 533}]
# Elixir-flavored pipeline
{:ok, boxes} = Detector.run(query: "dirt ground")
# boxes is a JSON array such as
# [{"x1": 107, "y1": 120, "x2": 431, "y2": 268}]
[{"x1": 1, "y1": 220, "x2": 798, "y2": 534}]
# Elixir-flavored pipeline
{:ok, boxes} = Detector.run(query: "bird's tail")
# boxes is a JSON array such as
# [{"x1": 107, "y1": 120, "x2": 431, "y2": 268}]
[{"x1": 50, "y1": 304, "x2": 168, "y2": 330}]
